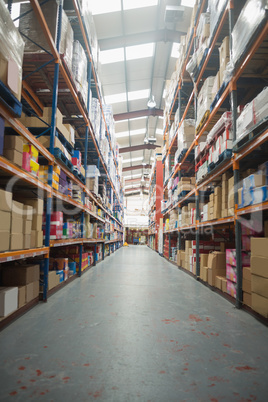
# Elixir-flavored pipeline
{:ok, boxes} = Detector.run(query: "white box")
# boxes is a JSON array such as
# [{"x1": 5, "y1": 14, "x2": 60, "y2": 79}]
[{"x1": 0, "y1": 287, "x2": 18, "y2": 317}]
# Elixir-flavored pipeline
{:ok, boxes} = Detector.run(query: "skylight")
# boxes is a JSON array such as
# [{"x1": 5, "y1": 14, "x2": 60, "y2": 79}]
[
  {"x1": 124, "y1": 174, "x2": 142, "y2": 180},
  {"x1": 156, "y1": 128, "x2": 163, "y2": 135},
  {"x1": 123, "y1": 157, "x2": 144, "y2": 164},
  {"x1": 126, "y1": 43, "x2": 155, "y2": 61},
  {"x1": 100, "y1": 48, "x2": 124, "y2": 64},
  {"x1": 115, "y1": 116, "x2": 147, "y2": 123},
  {"x1": 181, "y1": 0, "x2": 196, "y2": 7},
  {"x1": 91, "y1": 0, "x2": 121, "y2": 15},
  {"x1": 128, "y1": 89, "x2": 150, "y2": 101},
  {"x1": 123, "y1": 0, "x2": 158, "y2": 11},
  {"x1": 104, "y1": 93, "x2": 127, "y2": 104}
]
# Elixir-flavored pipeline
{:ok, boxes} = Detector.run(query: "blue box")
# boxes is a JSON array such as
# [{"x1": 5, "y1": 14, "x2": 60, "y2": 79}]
[
  {"x1": 253, "y1": 186, "x2": 268, "y2": 205},
  {"x1": 56, "y1": 270, "x2": 64, "y2": 283},
  {"x1": 68, "y1": 262, "x2": 76, "y2": 275}
]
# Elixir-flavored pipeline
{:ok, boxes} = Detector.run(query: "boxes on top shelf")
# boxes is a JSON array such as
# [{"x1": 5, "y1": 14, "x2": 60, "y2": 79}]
[
  {"x1": 72, "y1": 40, "x2": 88, "y2": 105},
  {"x1": 231, "y1": 0, "x2": 267, "y2": 67},
  {"x1": 0, "y1": 0, "x2": 24, "y2": 101},
  {"x1": 19, "y1": 2, "x2": 73, "y2": 73}
]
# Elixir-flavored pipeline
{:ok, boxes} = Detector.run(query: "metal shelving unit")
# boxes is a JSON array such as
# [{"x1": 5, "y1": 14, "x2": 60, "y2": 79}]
[
  {"x1": 154, "y1": 0, "x2": 268, "y2": 311},
  {"x1": 0, "y1": 0, "x2": 124, "y2": 325}
]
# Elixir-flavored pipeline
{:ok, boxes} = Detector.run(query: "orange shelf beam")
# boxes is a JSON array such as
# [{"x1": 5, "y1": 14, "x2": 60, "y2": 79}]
[
  {"x1": 0, "y1": 247, "x2": 49, "y2": 263},
  {"x1": 237, "y1": 201, "x2": 268, "y2": 216}
]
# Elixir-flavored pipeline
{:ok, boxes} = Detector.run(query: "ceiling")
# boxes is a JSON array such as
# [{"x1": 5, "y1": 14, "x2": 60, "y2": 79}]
[{"x1": 92, "y1": 0, "x2": 195, "y2": 197}]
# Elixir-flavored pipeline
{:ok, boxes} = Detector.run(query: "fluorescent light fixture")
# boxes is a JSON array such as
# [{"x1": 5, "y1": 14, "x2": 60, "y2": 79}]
[
  {"x1": 147, "y1": 95, "x2": 156, "y2": 108},
  {"x1": 123, "y1": 0, "x2": 158, "y2": 10},
  {"x1": 116, "y1": 128, "x2": 146, "y2": 138},
  {"x1": 91, "y1": 0, "x2": 121, "y2": 15},
  {"x1": 123, "y1": 157, "x2": 144, "y2": 164},
  {"x1": 104, "y1": 92, "x2": 127, "y2": 104},
  {"x1": 126, "y1": 43, "x2": 155, "y2": 61},
  {"x1": 128, "y1": 89, "x2": 150, "y2": 101},
  {"x1": 181, "y1": 0, "x2": 195, "y2": 6},
  {"x1": 142, "y1": 162, "x2": 147, "y2": 166},
  {"x1": 100, "y1": 48, "x2": 124, "y2": 64}
]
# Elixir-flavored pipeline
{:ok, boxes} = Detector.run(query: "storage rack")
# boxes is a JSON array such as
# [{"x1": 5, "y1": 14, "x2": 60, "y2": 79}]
[
  {"x1": 148, "y1": 155, "x2": 163, "y2": 252},
  {"x1": 0, "y1": 0, "x2": 124, "y2": 324},
  {"x1": 149, "y1": 0, "x2": 268, "y2": 312}
]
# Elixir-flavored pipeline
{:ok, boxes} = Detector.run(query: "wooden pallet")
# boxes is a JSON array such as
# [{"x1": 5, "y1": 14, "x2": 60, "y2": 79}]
[{"x1": 208, "y1": 149, "x2": 232, "y2": 174}]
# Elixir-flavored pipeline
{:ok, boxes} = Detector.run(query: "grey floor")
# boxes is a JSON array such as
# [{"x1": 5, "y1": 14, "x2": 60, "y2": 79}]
[{"x1": 0, "y1": 246, "x2": 268, "y2": 401}]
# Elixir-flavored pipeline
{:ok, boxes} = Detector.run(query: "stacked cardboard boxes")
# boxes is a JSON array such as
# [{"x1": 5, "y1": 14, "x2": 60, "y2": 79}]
[
  {"x1": 3, "y1": 135, "x2": 23, "y2": 167},
  {"x1": 0, "y1": 189, "x2": 12, "y2": 252},
  {"x1": 250, "y1": 238, "x2": 268, "y2": 318},
  {"x1": 207, "y1": 252, "x2": 226, "y2": 287},
  {"x1": 0, "y1": 287, "x2": 18, "y2": 317},
  {"x1": 1, "y1": 264, "x2": 40, "y2": 309}
]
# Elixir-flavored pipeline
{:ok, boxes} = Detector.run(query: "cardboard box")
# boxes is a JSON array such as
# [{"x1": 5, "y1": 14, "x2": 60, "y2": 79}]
[
  {"x1": 0, "y1": 230, "x2": 10, "y2": 251},
  {"x1": 12, "y1": 201, "x2": 24, "y2": 218},
  {"x1": 18, "y1": 286, "x2": 26, "y2": 308},
  {"x1": 242, "y1": 278, "x2": 251, "y2": 294},
  {"x1": 208, "y1": 267, "x2": 226, "y2": 287},
  {"x1": 37, "y1": 231, "x2": 43, "y2": 248},
  {"x1": 201, "y1": 266, "x2": 208, "y2": 282},
  {"x1": 23, "y1": 234, "x2": 31, "y2": 249},
  {"x1": 23, "y1": 205, "x2": 33, "y2": 221},
  {"x1": 0, "y1": 210, "x2": 11, "y2": 231},
  {"x1": 251, "y1": 256, "x2": 268, "y2": 278},
  {"x1": 4, "y1": 150, "x2": 22, "y2": 166},
  {"x1": 252, "y1": 275, "x2": 268, "y2": 299},
  {"x1": 4, "y1": 135, "x2": 23, "y2": 153},
  {"x1": 251, "y1": 238, "x2": 268, "y2": 259},
  {"x1": 32, "y1": 214, "x2": 43, "y2": 231},
  {"x1": 11, "y1": 216, "x2": 23, "y2": 234},
  {"x1": 221, "y1": 277, "x2": 227, "y2": 293},
  {"x1": 20, "y1": 198, "x2": 44, "y2": 215},
  {"x1": 208, "y1": 251, "x2": 226, "y2": 270},
  {"x1": 10, "y1": 233, "x2": 23, "y2": 250},
  {"x1": 33, "y1": 280, "x2": 39, "y2": 299},
  {"x1": 0, "y1": 189, "x2": 12, "y2": 212},
  {"x1": 243, "y1": 292, "x2": 252, "y2": 307},
  {"x1": 48, "y1": 271, "x2": 60, "y2": 290},
  {"x1": 251, "y1": 293, "x2": 268, "y2": 318},
  {"x1": 200, "y1": 254, "x2": 208, "y2": 268},
  {"x1": 25, "y1": 282, "x2": 34, "y2": 303},
  {"x1": 0, "y1": 287, "x2": 18, "y2": 317},
  {"x1": 243, "y1": 266, "x2": 251, "y2": 281},
  {"x1": 2, "y1": 264, "x2": 40, "y2": 286},
  {"x1": 23, "y1": 219, "x2": 32, "y2": 235},
  {"x1": 215, "y1": 276, "x2": 222, "y2": 290}
]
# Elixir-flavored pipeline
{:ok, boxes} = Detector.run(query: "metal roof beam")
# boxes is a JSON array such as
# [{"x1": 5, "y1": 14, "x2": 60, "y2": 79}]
[
  {"x1": 99, "y1": 29, "x2": 184, "y2": 51},
  {"x1": 123, "y1": 164, "x2": 152, "y2": 172},
  {"x1": 114, "y1": 108, "x2": 163, "y2": 121},
  {"x1": 119, "y1": 144, "x2": 160, "y2": 154}
]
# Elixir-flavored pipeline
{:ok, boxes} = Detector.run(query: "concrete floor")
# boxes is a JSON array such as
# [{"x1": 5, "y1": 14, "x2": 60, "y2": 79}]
[{"x1": 0, "y1": 245, "x2": 268, "y2": 401}]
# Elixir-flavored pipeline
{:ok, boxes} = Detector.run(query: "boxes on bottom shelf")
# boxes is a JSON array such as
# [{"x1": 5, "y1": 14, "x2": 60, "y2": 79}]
[
  {"x1": 0, "y1": 287, "x2": 18, "y2": 317},
  {"x1": 226, "y1": 280, "x2": 237, "y2": 298},
  {"x1": 47, "y1": 271, "x2": 60, "y2": 291},
  {"x1": 251, "y1": 293, "x2": 268, "y2": 318},
  {"x1": 243, "y1": 292, "x2": 252, "y2": 308},
  {"x1": 1, "y1": 264, "x2": 40, "y2": 286}
]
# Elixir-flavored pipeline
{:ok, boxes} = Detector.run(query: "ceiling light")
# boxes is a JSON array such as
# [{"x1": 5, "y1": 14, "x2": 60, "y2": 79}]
[
  {"x1": 147, "y1": 95, "x2": 156, "y2": 108},
  {"x1": 148, "y1": 137, "x2": 157, "y2": 142},
  {"x1": 142, "y1": 162, "x2": 147, "y2": 166}
]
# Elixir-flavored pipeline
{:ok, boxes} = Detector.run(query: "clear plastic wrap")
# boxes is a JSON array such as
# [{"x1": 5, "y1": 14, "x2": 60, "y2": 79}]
[
  {"x1": 0, "y1": 0, "x2": 24, "y2": 99},
  {"x1": 196, "y1": 12, "x2": 210, "y2": 48},
  {"x1": 196, "y1": 76, "x2": 215, "y2": 127},
  {"x1": 79, "y1": 0, "x2": 99, "y2": 65},
  {"x1": 236, "y1": 87, "x2": 268, "y2": 140},
  {"x1": 206, "y1": 111, "x2": 232, "y2": 144},
  {"x1": 208, "y1": 0, "x2": 228, "y2": 37},
  {"x1": 177, "y1": 119, "x2": 195, "y2": 154},
  {"x1": 231, "y1": 0, "x2": 266, "y2": 66},
  {"x1": 72, "y1": 40, "x2": 88, "y2": 103},
  {"x1": 19, "y1": 1, "x2": 73, "y2": 70}
]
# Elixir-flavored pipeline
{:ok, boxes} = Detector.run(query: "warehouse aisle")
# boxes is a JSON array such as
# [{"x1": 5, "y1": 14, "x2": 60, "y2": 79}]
[{"x1": 0, "y1": 246, "x2": 268, "y2": 401}]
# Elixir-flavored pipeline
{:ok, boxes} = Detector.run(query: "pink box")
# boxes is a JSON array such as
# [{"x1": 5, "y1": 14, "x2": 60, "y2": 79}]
[
  {"x1": 227, "y1": 279, "x2": 237, "y2": 298},
  {"x1": 226, "y1": 263, "x2": 237, "y2": 283},
  {"x1": 226, "y1": 249, "x2": 236, "y2": 266},
  {"x1": 22, "y1": 152, "x2": 31, "y2": 172}
]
